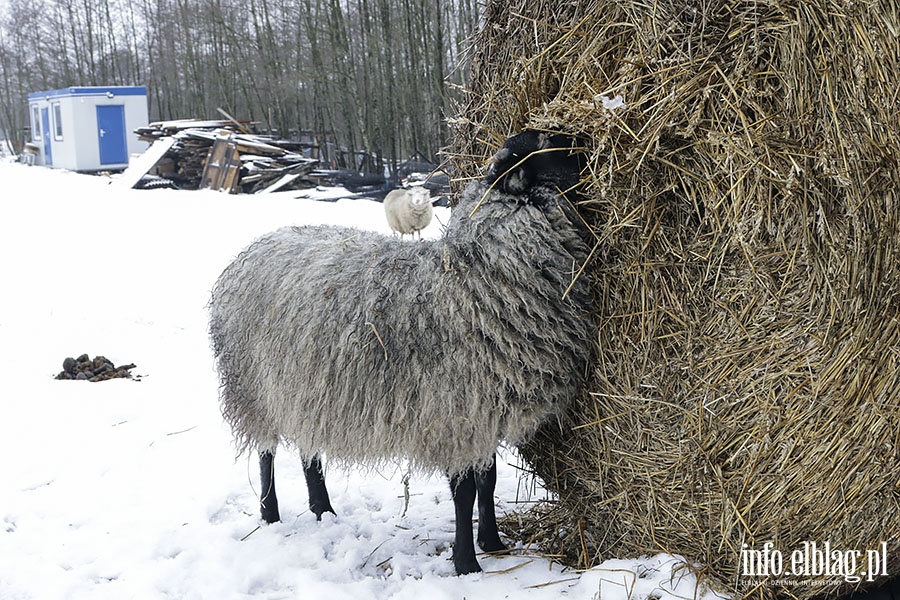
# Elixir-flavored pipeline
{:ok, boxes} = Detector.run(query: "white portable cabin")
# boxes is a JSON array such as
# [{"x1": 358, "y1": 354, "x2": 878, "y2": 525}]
[{"x1": 28, "y1": 86, "x2": 149, "y2": 171}]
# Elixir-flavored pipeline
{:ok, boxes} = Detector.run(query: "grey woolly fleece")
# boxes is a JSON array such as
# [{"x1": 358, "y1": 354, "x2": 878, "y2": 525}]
[{"x1": 209, "y1": 178, "x2": 594, "y2": 476}]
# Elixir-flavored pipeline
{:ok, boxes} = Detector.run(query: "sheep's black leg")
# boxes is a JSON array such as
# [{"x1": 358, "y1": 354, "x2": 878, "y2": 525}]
[
  {"x1": 450, "y1": 468, "x2": 481, "y2": 575},
  {"x1": 259, "y1": 450, "x2": 281, "y2": 523},
  {"x1": 303, "y1": 454, "x2": 335, "y2": 520},
  {"x1": 475, "y1": 455, "x2": 507, "y2": 553}
]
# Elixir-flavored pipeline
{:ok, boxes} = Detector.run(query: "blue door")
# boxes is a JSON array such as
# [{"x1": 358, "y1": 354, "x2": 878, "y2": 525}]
[
  {"x1": 96, "y1": 105, "x2": 128, "y2": 165},
  {"x1": 41, "y1": 108, "x2": 52, "y2": 166}
]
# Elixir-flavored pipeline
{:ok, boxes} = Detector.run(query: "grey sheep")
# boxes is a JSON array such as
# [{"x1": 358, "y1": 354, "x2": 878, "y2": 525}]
[
  {"x1": 383, "y1": 185, "x2": 434, "y2": 237},
  {"x1": 209, "y1": 131, "x2": 595, "y2": 576}
]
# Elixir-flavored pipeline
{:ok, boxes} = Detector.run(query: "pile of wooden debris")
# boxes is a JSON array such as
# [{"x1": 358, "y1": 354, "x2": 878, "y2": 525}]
[{"x1": 124, "y1": 119, "x2": 319, "y2": 194}]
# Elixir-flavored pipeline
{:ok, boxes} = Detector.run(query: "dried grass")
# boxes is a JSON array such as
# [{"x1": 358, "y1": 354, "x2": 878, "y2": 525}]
[{"x1": 448, "y1": 0, "x2": 900, "y2": 597}]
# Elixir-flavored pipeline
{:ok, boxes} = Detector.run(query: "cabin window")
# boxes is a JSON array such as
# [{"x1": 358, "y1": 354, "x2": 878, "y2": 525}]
[
  {"x1": 52, "y1": 102, "x2": 63, "y2": 140},
  {"x1": 31, "y1": 105, "x2": 41, "y2": 140}
]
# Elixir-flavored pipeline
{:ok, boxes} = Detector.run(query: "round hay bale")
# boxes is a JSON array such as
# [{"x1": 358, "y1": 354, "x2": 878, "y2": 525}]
[{"x1": 449, "y1": 0, "x2": 900, "y2": 598}]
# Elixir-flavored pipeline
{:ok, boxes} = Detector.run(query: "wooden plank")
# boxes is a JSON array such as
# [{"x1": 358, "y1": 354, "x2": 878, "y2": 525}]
[
  {"x1": 222, "y1": 150, "x2": 241, "y2": 191},
  {"x1": 200, "y1": 134, "x2": 241, "y2": 193},
  {"x1": 256, "y1": 173, "x2": 303, "y2": 194},
  {"x1": 114, "y1": 136, "x2": 177, "y2": 189},
  {"x1": 232, "y1": 135, "x2": 289, "y2": 156}
]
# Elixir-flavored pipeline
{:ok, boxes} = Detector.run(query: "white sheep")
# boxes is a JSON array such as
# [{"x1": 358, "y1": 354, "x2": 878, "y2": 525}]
[{"x1": 383, "y1": 185, "x2": 434, "y2": 237}]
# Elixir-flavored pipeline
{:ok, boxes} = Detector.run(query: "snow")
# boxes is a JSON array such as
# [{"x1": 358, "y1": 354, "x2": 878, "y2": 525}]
[
  {"x1": 597, "y1": 94, "x2": 627, "y2": 111},
  {"x1": 0, "y1": 159, "x2": 726, "y2": 600}
]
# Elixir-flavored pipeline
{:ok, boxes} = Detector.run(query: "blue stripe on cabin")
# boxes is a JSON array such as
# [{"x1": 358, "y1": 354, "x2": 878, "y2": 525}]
[{"x1": 27, "y1": 86, "x2": 147, "y2": 101}]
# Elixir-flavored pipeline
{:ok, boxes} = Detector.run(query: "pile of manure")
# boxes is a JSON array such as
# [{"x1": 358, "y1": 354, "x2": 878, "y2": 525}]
[
  {"x1": 448, "y1": 0, "x2": 899, "y2": 597},
  {"x1": 56, "y1": 354, "x2": 137, "y2": 382}
]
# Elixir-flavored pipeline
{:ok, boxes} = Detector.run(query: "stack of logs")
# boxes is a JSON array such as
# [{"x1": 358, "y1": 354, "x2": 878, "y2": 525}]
[
  {"x1": 56, "y1": 354, "x2": 138, "y2": 382},
  {"x1": 133, "y1": 120, "x2": 319, "y2": 193}
]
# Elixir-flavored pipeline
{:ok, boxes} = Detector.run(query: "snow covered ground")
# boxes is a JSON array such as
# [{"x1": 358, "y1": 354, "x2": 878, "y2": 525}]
[{"x1": 0, "y1": 159, "x2": 725, "y2": 599}]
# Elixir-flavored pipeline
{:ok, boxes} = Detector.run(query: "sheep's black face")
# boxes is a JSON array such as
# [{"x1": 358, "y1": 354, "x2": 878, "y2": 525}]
[{"x1": 485, "y1": 131, "x2": 585, "y2": 197}]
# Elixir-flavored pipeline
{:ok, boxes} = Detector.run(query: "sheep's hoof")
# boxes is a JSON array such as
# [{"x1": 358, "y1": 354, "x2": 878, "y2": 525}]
[
  {"x1": 454, "y1": 558, "x2": 482, "y2": 576},
  {"x1": 478, "y1": 536, "x2": 508, "y2": 554},
  {"x1": 260, "y1": 503, "x2": 280, "y2": 524},
  {"x1": 310, "y1": 502, "x2": 336, "y2": 521}
]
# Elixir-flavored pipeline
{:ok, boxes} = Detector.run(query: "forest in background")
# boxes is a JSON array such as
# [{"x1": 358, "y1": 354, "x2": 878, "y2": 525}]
[{"x1": 0, "y1": 0, "x2": 480, "y2": 170}]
